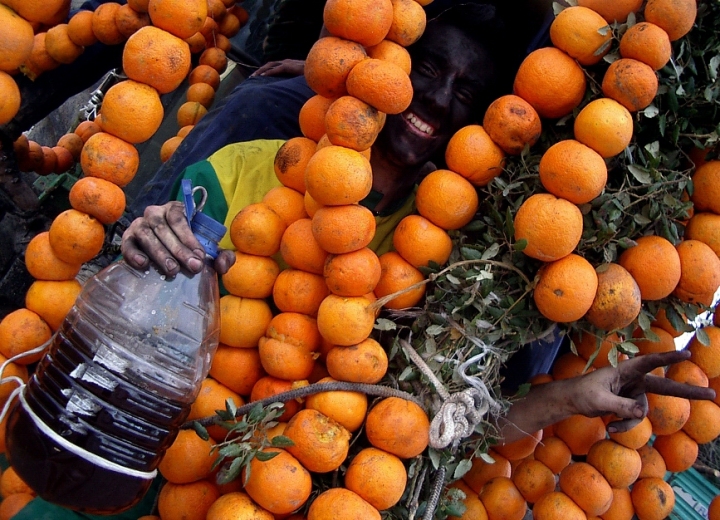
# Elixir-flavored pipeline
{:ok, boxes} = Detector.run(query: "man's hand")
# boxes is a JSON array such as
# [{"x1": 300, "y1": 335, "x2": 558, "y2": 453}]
[
  {"x1": 568, "y1": 349, "x2": 715, "y2": 433},
  {"x1": 250, "y1": 59, "x2": 305, "y2": 78},
  {"x1": 121, "y1": 201, "x2": 235, "y2": 276}
]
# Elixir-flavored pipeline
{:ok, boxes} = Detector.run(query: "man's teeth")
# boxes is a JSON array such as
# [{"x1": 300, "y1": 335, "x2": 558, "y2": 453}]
[{"x1": 405, "y1": 113, "x2": 434, "y2": 135}]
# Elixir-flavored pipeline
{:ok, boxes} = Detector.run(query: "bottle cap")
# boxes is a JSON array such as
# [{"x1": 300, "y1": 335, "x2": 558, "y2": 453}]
[{"x1": 181, "y1": 179, "x2": 227, "y2": 259}]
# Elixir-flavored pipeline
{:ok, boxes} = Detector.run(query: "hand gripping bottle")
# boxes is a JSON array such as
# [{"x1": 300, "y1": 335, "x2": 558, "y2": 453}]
[{"x1": 5, "y1": 181, "x2": 225, "y2": 513}]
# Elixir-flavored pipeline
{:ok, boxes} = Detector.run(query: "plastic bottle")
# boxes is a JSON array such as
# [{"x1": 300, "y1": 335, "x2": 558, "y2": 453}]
[{"x1": 5, "y1": 181, "x2": 226, "y2": 513}]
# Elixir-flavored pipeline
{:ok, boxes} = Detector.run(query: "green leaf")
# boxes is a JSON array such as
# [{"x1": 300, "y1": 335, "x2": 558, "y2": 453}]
[
  {"x1": 638, "y1": 312, "x2": 651, "y2": 332},
  {"x1": 248, "y1": 403, "x2": 265, "y2": 423},
  {"x1": 218, "y1": 443, "x2": 247, "y2": 459},
  {"x1": 191, "y1": 421, "x2": 210, "y2": 441},
  {"x1": 453, "y1": 459, "x2": 473, "y2": 480},
  {"x1": 270, "y1": 435, "x2": 295, "y2": 448},
  {"x1": 461, "y1": 247, "x2": 482, "y2": 260},
  {"x1": 429, "y1": 448, "x2": 442, "y2": 470},
  {"x1": 225, "y1": 398, "x2": 238, "y2": 418},
  {"x1": 513, "y1": 238, "x2": 527, "y2": 252},
  {"x1": 627, "y1": 164, "x2": 653, "y2": 184},
  {"x1": 426, "y1": 324, "x2": 445, "y2": 336},
  {"x1": 618, "y1": 342, "x2": 640, "y2": 355},
  {"x1": 216, "y1": 456, "x2": 244, "y2": 485},
  {"x1": 482, "y1": 243, "x2": 500, "y2": 260},
  {"x1": 696, "y1": 327, "x2": 711, "y2": 346},
  {"x1": 374, "y1": 318, "x2": 397, "y2": 331},
  {"x1": 254, "y1": 450, "x2": 280, "y2": 462},
  {"x1": 643, "y1": 105, "x2": 660, "y2": 119}
]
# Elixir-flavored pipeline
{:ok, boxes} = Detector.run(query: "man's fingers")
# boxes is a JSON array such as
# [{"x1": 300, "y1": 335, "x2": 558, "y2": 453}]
[
  {"x1": 214, "y1": 250, "x2": 236, "y2": 275},
  {"x1": 622, "y1": 350, "x2": 691, "y2": 375},
  {"x1": 606, "y1": 416, "x2": 643, "y2": 434},
  {"x1": 645, "y1": 374, "x2": 717, "y2": 400}
]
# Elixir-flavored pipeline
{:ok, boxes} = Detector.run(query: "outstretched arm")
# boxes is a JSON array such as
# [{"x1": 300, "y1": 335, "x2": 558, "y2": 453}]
[{"x1": 498, "y1": 350, "x2": 716, "y2": 444}]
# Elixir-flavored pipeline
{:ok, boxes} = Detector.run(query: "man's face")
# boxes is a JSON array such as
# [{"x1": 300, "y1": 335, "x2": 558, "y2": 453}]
[{"x1": 376, "y1": 23, "x2": 496, "y2": 168}]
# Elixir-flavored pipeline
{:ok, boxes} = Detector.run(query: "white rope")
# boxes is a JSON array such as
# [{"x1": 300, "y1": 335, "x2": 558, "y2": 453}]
[{"x1": 0, "y1": 335, "x2": 54, "y2": 423}]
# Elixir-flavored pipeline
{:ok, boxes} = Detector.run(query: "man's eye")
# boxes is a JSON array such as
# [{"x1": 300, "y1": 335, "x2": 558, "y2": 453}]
[
  {"x1": 417, "y1": 62, "x2": 437, "y2": 77},
  {"x1": 455, "y1": 89, "x2": 473, "y2": 104}
]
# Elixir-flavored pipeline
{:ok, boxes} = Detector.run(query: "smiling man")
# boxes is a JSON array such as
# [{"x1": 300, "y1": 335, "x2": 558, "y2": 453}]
[{"x1": 122, "y1": 3, "x2": 515, "y2": 273}]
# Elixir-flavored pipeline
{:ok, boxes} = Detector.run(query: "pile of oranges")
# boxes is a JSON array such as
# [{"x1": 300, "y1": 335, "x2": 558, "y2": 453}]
[{"x1": 0, "y1": 0, "x2": 720, "y2": 519}]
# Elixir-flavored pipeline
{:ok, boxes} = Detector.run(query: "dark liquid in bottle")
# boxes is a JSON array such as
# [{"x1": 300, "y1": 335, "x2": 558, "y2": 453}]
[{"x1": 6, "y1": 323, "x2": 191, "y2": 514}]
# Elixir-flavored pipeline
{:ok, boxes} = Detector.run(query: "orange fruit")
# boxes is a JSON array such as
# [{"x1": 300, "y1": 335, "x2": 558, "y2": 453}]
[
  {"x1": 272, "y1": 268, "x2": 330, "y2": 316},
  {"x1": 586, "y1": 438, "x2": 641, "y2": 489},
  {"x1": 644, "y1": 0, "x2": 697, "y2": 41},
  {"x1": 482, "y1": 94, "x2": 542, "y2": 155},
  {"x1": 305, "y1": 146, "x2": 372, "y2": 206},
  {"x1": 600, "y1": 487, "x2": 635, "y2": 520},
  {"x1": 280, "y1": 218, "x2": 329, "y2": 275},
  {"x1": 619, "y1": 22, "x2": 672, "y2": 71},
  {"x1": 366, "y1": 39, "x2": 411, "y2": 74},
  {"x1": 199, "y1": 47, "x2": 227, "y2": 73},
  {"x1": 673, "y1": 239, "x2": 720, "y2": 306},
  {"x1": 74, "y1": 120, "x2": 102, "y2": 143},
  {"x1": 374, "y1": 251, "x2": 426, "y2": 309},
  {"x1": 187, "y1": 378, "x2": 245, "y2": 441},
  {"x1": 0, "y1": 353, "x2": 28, "y2": 403},
  {"x1": 637, "y1": 443, "x2": 667, "y2": 479},
  {"x1": 258, "y1": 333, "x2": 317, "y2": 381},
  {"x1": 266, "y1": 312, "x2": 322, "y2": 352},
  {"x1": 609, "y1": 416, "x2": 653, "y2": 449},
  {"x1": 305, "y1": 376, "x2": 368, "y2": 432},
  {"x1": 160, "y1": 136, "x2": 183, "y2": 162},
  {"x1": 123, "y1": 26, "x2": 190, "y2": 94},
  {"x1": 558, "y1": 461, "x2": 613, "y2": 516},
  {"x1": 67, "y1": 10, "x2": 98, "y2": 47},
  {"x1": 324, "y1": 247, "x2": 382, "y2": 297},
  {"x1": 495, "y1": 430, "x2": 542, "y2": 462},
  {"x1": 307, "y1": 487, "x2": 381, "y2": 520},
  {"x1": 710, "y1": 375, "x2": 720, "y2": 406},
  {"x1": 630, "y1": 477, "x2": 675, "y2": 520},
  {"x1": 653, "y1": 430, "x2": 698, "y2": 472},
  {"x1": 415, "y1": 169, "x2": 479, "y2": 230},
  {"x1": 45, "y1": 23, "x2": 84, "y2": 65},
  {"x1": 298, "y1": 95, "x2": 335, "y2": 143},
  {"x1": 386, "y1": 0, "x2": 426, "y2": 47},
  {"x1": 147, "y1": 0, "x2": 207, "y2": 39},
  {"x1": 0, "y1": 493, "x2": 34, "y2": 520},
  {"x1": 209, "y1": 345, "x2": 265, "y2": 396},
  {"x1": 602, "y1": 58, "x2": 659, "y2": 112},
  {"x1": 24, "y1": 279, "x2": 81, "y2": 331},
  {"x1": 68, "y1": 176, "x2": 126, "y2": 225},
  {"x1": 514, "y1": 193, "x2": 583, "y2": 262},
  {"x1": 445, "y1": 124, "x2": 505, "y2": 187},
  {"x1": 19, "y1": 32, "x2": 60, "y2": 81},
  {"x1": 511, "y1": 458, "x2": 556, "y2": 504},
  {"x1": 177, "y1": 101, "x2": 208, "y2": 127},
  {"x1": 305, "y1": 190, "x2": 325, "y2": 217},
  {"x1": 461, "y1": 450, "x2": 511, "y2": 493},
  {"x1": 618, "y1": 235, "x2": 681, "y2": 301},
  {"x1": 346, "y1": 58, "x2": 412, "y2": 115},
  {"x1": 177, "y1": 125, "x2": 194, "y2": 138},
  {"x1": 115, "y1": 4, "x2": 151, "y2": 38},
  {"x1": 647, "y1": 392, "x2": 690, "y2": 435},
  {"x1": 477, "y1": 476, "x2": 527, "y2": 520},
  {"x1": 304, "y1": 36, "x2": 367, "y2": 98},
  {"x1": 24, "y1": 231, "x2": 81, "y2": 281},
  {"x1": 274, "y1": 136, "x2": 316, "y2": 193},
  {"x1": 513, "y1": 47, "x2": 587, "y2": 119},
  {"x1": 577, "y1": 0, "x2": 642, "y2": 22},
  {"x1": 323, "y1": 0, "x2": 393, "y2": 47},
  {"x1": 250, "y1": 376, "x2": 303, "y2": 422},
  {"x1": 533, "y1": 436, "x2": 572, "y2": 474},
  {"x1": 56, "y1": 132, "x2": 84, "y2": 161},
  {"x1": 532, "y1": 491, "x2": 586, "y2": 520},
  {"x1": 585, "y1": 263, "x2": 642, "y2": 331},
  {"x1": 48, "y1": 209, "x2": 105, "y2": 265},
  {"x1": 365, "y1": 396, "x2": 429, "y2": 458},
  {"x1": 666, "y1": 358, "x2": 709, "y2": 386},
  {"x1": 573, "y1": 331, "x2": 621, "y2": 368},
  {"x1": 690, "y1": 161, "x2": 720, "y2": 214},
  {"x1": 52, "y1": 146, "x2": 74, "y2": 174},
  {"x1": 218, "y1": 12, "x2": 241, "y2": 38},
  {"x1": 312, "y1": 204, "x2": 376, "y2": 254},
  {"x1": 159, "y1": 429, "x2": 216, "y2": 484},
  {"x1": 188, "y1": 64, "x2": 221, "y2": 90},
  {"x1": 446, "y1": 480, "x2": 489, "y2": 520},
  {"x1": 221, "y1": 251, "x2": 279, "y2": 299},
  {"x1": 283, "y1": 408, "x2": 350, "y2": 473},
  {"x1": 551, "y1": 352, "x2": 593, "y2": 380},
  {"x1": 218, "y1": 295, "x2": 273, "y2": 348},
  {"x1": 242, "y1": 448, "x2": 312, "y2": 515},
  {"x1": 0, "y1": 466, "x2": 33, "y2": 497},
  {"x1": 261, "y1": 185, "x2": 308, "y2": 227},
  {"x1": 92, "y1": 3, "x2": 126, "y2": 45},
  {"x1": 206, "y1": 491, "x2": 274, "y2": 520},
  {"x1": 316, "y1": 294, "x2": 375, "y2": 346},
  {"x1": 186, "y1": 82, "x2": 215, "y2": 108},
  {"x1": 0, "y1": 5, "x2": 34, "y2": 73},
  {"x1": 80, "y1": 132, "x2": 140, "y2": 187},
  {"x1": 344, "y1": 447, "x2": 406, "y2": 510},
  {"x1": 710, "y1": 495, "x2": 720, "y2": 520},
  {"x1": 324, "y1": 95, "x2": 385, "y2": 151},
  {"x1": 651, "y1": 307, "x2": 687, "y2": 338},
  {"x1": 538, "y1": 139, "x2": 607, "y2": 204},
  {"x1": 685, "y1": 212, "x2": 720, "y2": 258},
  {"x1": 96, "y1": 80, "x2": 164, "y2": 143},
  {"x1": 325, "y1": 338, "x2": 388, "y2": 384},
  {"x1": 688, "y1": 326, "x2": 720, "y2": 378},
  {"x1": 554, "y1": 414, "x2": 607, "y2": 456},
  {"x1": 392, "y1": 215, "x2": 452, "y2": 268},
  {"x1": 574, "y1": 98, "x2": 634, "y2": 158},
  {"x1": 533, "y1": 253, "x2": 599, "y2": 323},
  {"x1": 229, "y1": 202, "x2": 286, "y2": 256},
  {"x1": 157, "y1": 480, "x2": 221, "y2": 520},
  {"x1": 683, "y1": 399, "x2": 720, "y2": 444},
  {"x1": 550, "y1": 6, "x2": 611, "y2": 65}
]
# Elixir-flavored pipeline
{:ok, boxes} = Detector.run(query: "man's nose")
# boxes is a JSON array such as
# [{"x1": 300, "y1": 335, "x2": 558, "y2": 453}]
[{"x1": 425, "y1": 79, "x2": 454, "y2": 112}]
